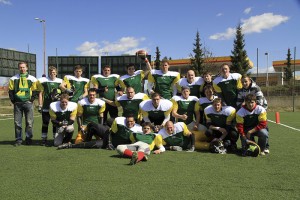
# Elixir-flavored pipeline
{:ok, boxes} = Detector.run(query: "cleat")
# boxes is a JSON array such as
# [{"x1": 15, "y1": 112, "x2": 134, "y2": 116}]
[
  {"x1": 264, "y1": 149, "x2": 270, "y2": 154},
  {"x1": 143, "y1": 155, "x2": 148, "y2": 161},
  {"x1": 14, "y1": 141, "x2": 22, "y2": 147},
  {"x1": 186, "y1": 146, "x2": 195, "y2": 152},
  {"x1": 106, "y1": 143, "x2": 115, "y2": 150},
  {"x1": 260, "y1": 151, "x2": 265, "y2": 156},
  {"x1": 40, "y1": 138, "x2": 47, "y2": 146},
  {"x1": 171, "y1": 146, "x2": 182, "y2": 151},
  {"x1": 25, "y1": 138, "x2": 32, "y2": 145},
  {"x1": 57, "y1": 142, "x2": 72, "y2": 150},
  {"x1": 129, "y1": 151, "x2": 138, "y2": 165}
]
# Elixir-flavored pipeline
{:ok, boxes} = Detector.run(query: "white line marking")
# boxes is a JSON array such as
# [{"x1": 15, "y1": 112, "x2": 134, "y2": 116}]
[
  {"x1": 268, "y1": 119, "x2": 300, "y2": 132},
  {"x1": 0, "y1": 115, "x2": 41, "y2": 121}
]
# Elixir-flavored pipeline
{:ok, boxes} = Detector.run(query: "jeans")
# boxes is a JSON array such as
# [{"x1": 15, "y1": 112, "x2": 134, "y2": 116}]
[
  {"x1": 14, "y1": 101, "x2": 34, "y2": 142},
  {"x1": 241, "y1": 128, "x2": 269, "y2": 151}
]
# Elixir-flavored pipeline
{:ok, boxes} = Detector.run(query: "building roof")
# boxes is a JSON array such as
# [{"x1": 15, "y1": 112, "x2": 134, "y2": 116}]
[{"x1": 272, "y1": 60, "x2": 300, "y2": 72}]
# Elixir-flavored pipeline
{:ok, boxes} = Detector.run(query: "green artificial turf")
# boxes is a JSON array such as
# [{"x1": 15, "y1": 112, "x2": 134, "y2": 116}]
[{"x1": 0, "y1": 113, "x2": 299, "y2": 200}]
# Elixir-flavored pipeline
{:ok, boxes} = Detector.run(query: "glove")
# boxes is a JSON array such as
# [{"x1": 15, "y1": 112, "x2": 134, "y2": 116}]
[
  {"x1": 38, "y1": 105, "x2": 42, "y2": 113},
  {"x1": 65, "y1": 89, "x2": 73, "y2": 94}
]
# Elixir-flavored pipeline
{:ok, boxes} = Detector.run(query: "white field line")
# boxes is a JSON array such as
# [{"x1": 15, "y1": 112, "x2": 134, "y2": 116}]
[
  {"x1": 0, "y1": 115, "x2": 41, "y2": 121},
  {"x1": 268, "y1": 119, "x2": 300, "y2": 132}
]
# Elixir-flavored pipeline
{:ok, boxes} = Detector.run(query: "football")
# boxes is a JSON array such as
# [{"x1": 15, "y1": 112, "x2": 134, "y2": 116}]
[{"x1": 136, "y1": 50, "x2": 147, "y2": 59}]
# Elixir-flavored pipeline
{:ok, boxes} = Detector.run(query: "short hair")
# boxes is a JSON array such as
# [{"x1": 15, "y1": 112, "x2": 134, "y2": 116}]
[
  {"x1": 126, "y1": 113, "x2": 135, "y2": 120},
  {"x1": 203, "y1": 85, "x2": 214, "y2": 93},
  {"x1": 18, "y1": 62, "x2": 28, "y2": 67},
  {"x1": 102, "y1": 65, "x2": 111, "y2": 70},
  {"x1": 181, "y1": 86, "x2": 190, "y2": 91},
  {"x1": 126, "y1": 86, "x2": 135, "y2": 92},
  {"x1": 60, "y1": 93, "x2": 69, "y2": 101},
  {"x1": 74, "y1": 65, "x2": 83, "y2": 71},
  {"x1": 161, "y1": 59, "x2": 169, "y2": 65},
  {"x1": 245, "y1": 94, "x2": 256, "y2": 102},
  {"x1": 142, "y1": 122, "x2": 153, "y2": 130},
  {"x1": 220, "y1": 63, "x2": 230, "y2": 69},
  {"x1": 88, "y1": 88, "x2": 97, "y2": 94},
  {"x1": 48, "y1": 66, "x2": 57, "y2": 72},
  {"x1": 213, "y1": 98, "x2": 222, "y2": 104},
  {"x1": 151, "y1": 92, "x2": 161, "y2": 99},
  {"x1": 126, "y1": 63, "x2": 135, "y2": 69},
  {"x1": 241, "y1": 74, "x2": 251, "y2": 80},
  {"x1": 203, "y1": 71, "x2": 212, "y2": 76}
]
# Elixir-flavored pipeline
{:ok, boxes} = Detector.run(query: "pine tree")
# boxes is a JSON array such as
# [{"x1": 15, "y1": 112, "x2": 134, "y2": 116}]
[
  {"x1": 230, "y1": 24, "x2": 250, "y2": 74},
  {"x1": 190, "y1": 31, "x2": 205, "y2": 76},
  {"x1": 155, "y1": 47, "x2": 161, "y2": 70},
  {"x1": 284, "y1": 48, "x2": 293, "y2": 85}
]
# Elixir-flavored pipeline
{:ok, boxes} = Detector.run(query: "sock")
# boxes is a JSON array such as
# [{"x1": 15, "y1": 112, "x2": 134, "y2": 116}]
[
  {"x1": 137, "y1": 151, "x2": 145, "y2": 162},
  {"x1": 123, "y1": 149, "x2": 133, "y2": 157}
]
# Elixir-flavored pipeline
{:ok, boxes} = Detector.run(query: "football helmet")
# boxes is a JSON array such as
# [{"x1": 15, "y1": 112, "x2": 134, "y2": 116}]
[
  {"x1": 51, "y1": 88, "x2": 62, "y2": 101},
  {"x1": 245, "y1": 142, "x2": 261, "y2": 157},
  {"x1": 209, "y1": 140, "x2": 227, "y2": 154}
]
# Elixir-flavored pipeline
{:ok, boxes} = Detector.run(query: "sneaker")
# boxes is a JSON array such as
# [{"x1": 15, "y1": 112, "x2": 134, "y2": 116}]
[
  {"x1": 14, "y1": 141, "x2": 22, "y2": 147},
  {"x1": 186, "y1": 146, "x2": 195, "y2": 152},
  {"x1": 57, "y1": 142, "x2": 72, "y2": 150},
  {"x1": 40, "y1": 138, "x2": 47, "y2": 146},
  {"x1": 264, "y1": 149, "x2": 270, "y2": 154},
  {"x1": 171, "y1": 146, "x2": 182, "y2": 151},
  {"x1": 143, "y1": 155, "x2": 148, "y2": 162},
  {"x1": 129, "y1": 151, "x2": 138, "y2": 165},
  {"x1": 25, "y1": 138, "x2": 32, "y2": 145},
  {"x1": 260, "y1": 151, "x2": 266, "y2": 156},
  {"x1": 106, "y1": 143, "x2": 115, "y2": 150}
]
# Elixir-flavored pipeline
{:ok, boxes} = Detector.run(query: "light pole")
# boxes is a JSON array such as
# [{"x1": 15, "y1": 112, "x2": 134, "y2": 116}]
[
  {"x1": 264, "y1": 52, "x2": 269, "y2": 87},
  {"x1": 35, "y1": 17, "x2": 46, "y2": 76},
  {"x1": 265, "y1": 52, "x2": 269, "y2": 97}
]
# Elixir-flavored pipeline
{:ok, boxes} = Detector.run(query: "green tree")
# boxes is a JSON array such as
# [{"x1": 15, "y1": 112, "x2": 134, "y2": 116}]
[
  {"x1": 230, "y1": 23, "x2": 251, "y2": 74},
  {"x1": 190, "y1": 31, "x2": 205, "y2": 76},
  {"x1": 155, "y1": 47, "x2": 161, "y2": 69},
  {"x1": 284, "y1": 48, "x2": 293, "y2": 84}
]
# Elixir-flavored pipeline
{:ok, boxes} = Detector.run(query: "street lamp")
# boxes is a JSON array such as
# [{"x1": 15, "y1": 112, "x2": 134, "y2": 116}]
[
  {"x1": 35, "y1": 17, "x2": 46, "y2": 76},
  {"x1": 264, "y1": 52, "x2": 269, "y2": 87}
]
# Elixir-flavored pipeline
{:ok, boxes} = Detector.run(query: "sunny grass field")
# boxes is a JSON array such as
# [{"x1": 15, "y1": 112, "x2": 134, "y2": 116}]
[{"x1": 0, "y1": 112, "x2": 299, "y2": 200}]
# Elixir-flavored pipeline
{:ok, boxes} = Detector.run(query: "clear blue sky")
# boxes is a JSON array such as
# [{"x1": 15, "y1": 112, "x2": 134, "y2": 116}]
[{"x1": 1, "y1": 0, "x2": 299, "y2": 77}]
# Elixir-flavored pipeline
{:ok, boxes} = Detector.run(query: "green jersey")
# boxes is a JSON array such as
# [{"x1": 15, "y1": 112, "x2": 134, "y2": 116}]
[
  {"x1": 119, "y1": 70, "x2": 145, "y2": 93},
  {"x1": 115, "y1": 92, "x2": 149, "y2": 120},
  {"x1": 148, "y1": 69, "x2": 180, "y2": 99},
  {"x1": 110, "y1": 117, "x2": 143, "y2": 147},
  {"x1": 49, "y1": 101, "x2": 77, "y2": 122},
  {"x1": 77, "y1": 98, "x2": 106, "y2": 125},
  {"x1": 91, "y1": 74, "x2": 120, "y2": 100},
  {"x1": 63, "y1": 75, "x2": 89, "y2": 102},
  {"x1": 171, "y1": 95, "x2": 199, "y2": 124},
  {"x1": 177, "y1": 77, "x2": 203, "y2": 97},
  {"x1": 9, "y1": 73, "x2": 38, "y2": 103},
  {"x1": 158, "y1": 122, "x2": 190, "y2": 147},
  {"x1": 37, "y1": 77, "x2": 63, "y2": 111},
  {"x1": 213, "y1": 73, "x2": 242, "y2": 107},
  {"x1": 204, "y1": 105, "x2": 236, "y2": 128}
]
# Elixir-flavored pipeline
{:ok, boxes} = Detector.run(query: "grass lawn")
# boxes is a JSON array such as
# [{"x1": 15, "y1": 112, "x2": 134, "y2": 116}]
[{"x1": 0, "y1": 113, "x2": 299, "y2": 200}]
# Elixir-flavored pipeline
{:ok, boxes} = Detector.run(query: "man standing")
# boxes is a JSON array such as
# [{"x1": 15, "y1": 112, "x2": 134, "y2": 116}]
[
  {"x1": 176, "y1": 70, "x2": 203, "y2": 97},
  {"x1": 147, "y1": 59, "x2": 180, "y2": 100},
  {"x1": 213, "y1": 64, "x2": 242, "y2": 108},
  {"x1": 60, "y1": 65, "x2": 89, "y2": 102},
  {"x1": 90, "y1": 65, "x2": 120, "y2": 123},
  {"x1": 9, "y1": 62, "x2": 38, "y2": 146},
  {"x1": 37, "y1": 66, "x2": 63, "y2": 145}
]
